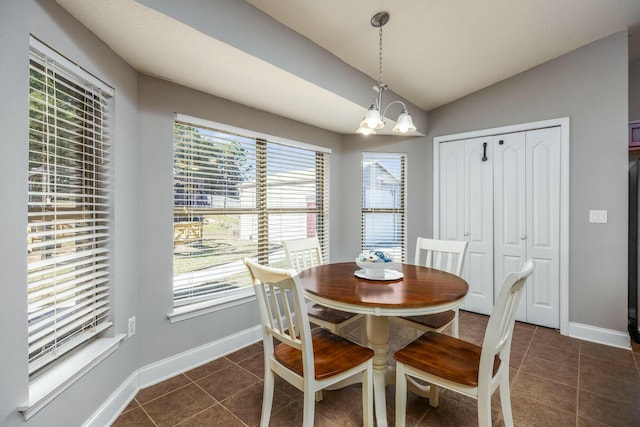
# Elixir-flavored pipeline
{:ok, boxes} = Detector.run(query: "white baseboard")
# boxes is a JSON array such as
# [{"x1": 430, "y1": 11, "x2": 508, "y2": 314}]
[
  {"x1": 568, "y1": 322, "x2": 631, "y2": 349},
  {"x1": 83, "y1": 370, "x2": 138, "y2": 427},
  {"x1": 138, "y1": 325, "x2": 263, "y2": 388},
  {"x1": 84, "y1": 325, "x2": 263, "y2": 427}
]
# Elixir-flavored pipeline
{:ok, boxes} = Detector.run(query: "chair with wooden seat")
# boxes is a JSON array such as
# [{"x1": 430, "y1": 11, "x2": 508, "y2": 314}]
[
  {"x1": 283, "y1": 237, "x2": 366, "y2": 345},
  {"x1": 394, "y1": 260, "x2": 535, "y2": 427},
  {"x1": 393, "y1": 237, "x2": 468, "y2": 338},
  {"x1": 244, "y1": 258, "x2": 374, "y2": 427}
]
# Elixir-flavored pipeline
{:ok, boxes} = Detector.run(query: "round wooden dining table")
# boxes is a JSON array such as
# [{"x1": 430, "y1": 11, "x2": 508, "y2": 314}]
[{"x1": 298, "y1": 261, "x2": 468, "y2": 427}]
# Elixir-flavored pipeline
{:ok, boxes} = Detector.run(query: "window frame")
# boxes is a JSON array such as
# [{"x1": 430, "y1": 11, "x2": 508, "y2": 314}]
[
  {"x1": 169, "y1": 114, "x2": 330, "y2": 318},
  {"x1": 26, "y1": 37, "x2": 115, "y2": 376},
  {"x1": 20, "y1": 37, "x2": 124, "y2": 421},
  {"x1": 361, "y1": 152, "x2": 407, "y2": 262}
]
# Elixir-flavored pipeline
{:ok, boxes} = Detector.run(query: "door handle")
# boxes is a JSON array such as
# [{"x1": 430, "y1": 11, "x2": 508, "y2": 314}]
[
  {"x1": 482, "y1": 142, "x2": 488, "y2": 161},
  {"x1": 520, "y1": 235, "x2": 527, "y2": 240}
]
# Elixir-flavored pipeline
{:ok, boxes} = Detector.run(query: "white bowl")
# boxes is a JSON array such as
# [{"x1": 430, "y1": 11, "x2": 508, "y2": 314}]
[{"x1": 355, "y1": 259, "x2": 395, "y2": 278}]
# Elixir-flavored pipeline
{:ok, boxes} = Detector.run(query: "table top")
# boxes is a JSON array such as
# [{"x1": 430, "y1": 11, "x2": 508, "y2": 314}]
[{"x1": 298, "y1": 262, "x2": 469, "y2": 316}]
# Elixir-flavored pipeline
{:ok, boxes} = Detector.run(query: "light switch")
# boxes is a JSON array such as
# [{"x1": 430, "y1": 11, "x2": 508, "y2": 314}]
[{"x1": 589, "y1": 210, "x2": 607, "y2": 223}]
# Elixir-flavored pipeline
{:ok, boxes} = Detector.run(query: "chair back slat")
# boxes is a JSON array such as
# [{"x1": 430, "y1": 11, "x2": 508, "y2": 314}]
[
  {"x1": 415, "y1": 237, "x2": 468, "y2": 276},
  {"x1": 283, "y1": 237, "x2": 324, "y2": 271}
]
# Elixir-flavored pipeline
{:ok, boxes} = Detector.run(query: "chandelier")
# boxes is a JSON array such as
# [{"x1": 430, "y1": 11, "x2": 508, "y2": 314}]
[{"x1": 357, "y1": 12, "x2": 416, "y2": 135}]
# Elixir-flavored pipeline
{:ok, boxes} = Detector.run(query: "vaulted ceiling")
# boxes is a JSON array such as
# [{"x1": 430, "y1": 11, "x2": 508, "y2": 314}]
[{"x1": 56, "y1": 0, "x2": 640, "y2": 135}]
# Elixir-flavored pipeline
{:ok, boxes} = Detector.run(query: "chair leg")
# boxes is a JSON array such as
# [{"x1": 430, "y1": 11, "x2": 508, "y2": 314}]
[
  {"x1": 303, "y1": 387, "x2": 316, "y2": 427},
  {"x1": 362, "y1": 363, "x2": 374, "y2": 427},
  {"x1": 260, "y1": 368, "x2": 275, "y2": 427},
  {"x1": 429, "y1": 383, "x2": 440, "y2": 408},
  {"x1": 477, "y1": 390, "x2": 492, "y2": 427},
  {"x1": 499, "y1": 375, "x2": 514, "y2": 427},
  {"x1": 395, "y1": 363, "x2": 408, "y2": 427}
]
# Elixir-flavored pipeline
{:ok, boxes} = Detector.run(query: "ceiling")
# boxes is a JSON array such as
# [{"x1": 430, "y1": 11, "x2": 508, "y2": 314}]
[{"x1": 56, "y1": 0, "x2": 640, "y2": 135}]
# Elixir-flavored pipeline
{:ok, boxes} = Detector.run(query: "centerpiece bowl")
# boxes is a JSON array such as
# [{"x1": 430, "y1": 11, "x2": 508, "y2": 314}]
[{"x1": 355, "y1": 250, "x2": 395, "y2": 279}]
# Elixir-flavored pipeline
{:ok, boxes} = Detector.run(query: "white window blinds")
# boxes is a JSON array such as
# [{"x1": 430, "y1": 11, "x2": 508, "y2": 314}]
[
  {"x1": 27, "y1": 38, "x2": 113, "y2": 374},
  {"x1": 173, "y1": 117, "x2": 330, "y2": 307},
  {"x1": 361, "y1": 152, "x2": 406, "y2": 262}
]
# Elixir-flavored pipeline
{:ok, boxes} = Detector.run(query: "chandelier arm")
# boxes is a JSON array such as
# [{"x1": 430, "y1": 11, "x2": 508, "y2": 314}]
[{"x1": 381, "y1": 100, "x2": 408, "y2": 119}]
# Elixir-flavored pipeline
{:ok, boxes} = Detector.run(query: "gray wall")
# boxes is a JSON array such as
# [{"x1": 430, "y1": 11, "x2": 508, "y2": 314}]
[
  {"x1": 426, "y1": 31, "x2": 629, "y2": 332},
  {"x1": 335, "y1": 135, "x2": 431, "y2": 263},
  {"x1": 137, "y1": 75, "x2": 344, "y2": 366},
  {"x1": 0, "y1": 1, "x2": 140, "y2": 426}
]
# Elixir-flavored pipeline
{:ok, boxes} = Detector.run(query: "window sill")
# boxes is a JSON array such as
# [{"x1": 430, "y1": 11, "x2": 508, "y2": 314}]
[
  {"x1": 167, "y1": 288, "x2": 256, "y2": 323},
  {"x1": 18, "y1": 334, "x2": 125, "y2": 421}
]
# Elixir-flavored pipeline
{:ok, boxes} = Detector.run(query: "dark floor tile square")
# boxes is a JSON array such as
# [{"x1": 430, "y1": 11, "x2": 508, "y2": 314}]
[
  {"x1": 526, "y1": 340, "x2": 579, "y2": 367},
  {"x1": 225, "y1": 341, "x2": 263, "y2": 363},
  {"x1": 237, "y1": 351, "x2": 265, "y2": 379},
  {"x1": 142, "y1": 383, "x2": 216, "y2": 427},
  {"x1": 510, "y1": 396, "x2": 576, "y2": 427},
  {"x1": 579, "y1": 389, "x2": 640, "y2": 427},
  {"x1": 511, "y1": 371, "x2": 577, "y2": 413},
  {"x1": 174, "y1": 403, "x2": 246, "y2": 427},
  {"x1": 580, "y1": 354, "x2": 640, "y2": 382},
  {"x1": 135, "y1": 374, "x2": 192, "y2": 404},
  {"x1": 520, "y1": 354, "x2": 578, "y2": 387},
  {"x1": 222, "y1": 381, "x2": 292, "y2": 426},
  {"x1": 111, "y1": 406, "x2": 155, "y2": 427},
  {"x1": 580, "y1": 340, "x2": 637, "y2": 366},
  {"x1": 580, "y1": 370, "x2": 640, "y2": 404},
  {"x1": 184, "y1": 356, "x2": 234, "y2": 381},
  {"x1": 532, "y1": 327, "x2": 580, "y2": 351},
  {"x1": 196, "y1": 364, "x2": 261, "y2": 401},
  {"x1": 268, "y1": 398, "x2": 338, "y2": 427}
]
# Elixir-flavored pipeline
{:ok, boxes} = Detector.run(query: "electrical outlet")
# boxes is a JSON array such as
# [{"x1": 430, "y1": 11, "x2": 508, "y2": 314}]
[
  {"x1": 589, "y1": 210, "x2": 607, "y2": 223},
  {"x1": 128, "y1": 316, "x2": 136, "y2": 338}
]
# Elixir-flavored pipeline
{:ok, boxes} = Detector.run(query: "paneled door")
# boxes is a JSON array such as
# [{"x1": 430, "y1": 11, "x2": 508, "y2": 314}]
[
  {"x1": 463, "y1": 137, "x2": 494, "y2": 315},
  {"x1": 439, "y1": 138, "x2": 494, "y2": 315},
  {"x1": 494, "y1": 128, "x2": 560, "y2": 327},
  {"x1": 438, "y1": 127, "x2": 561, "y2": 328}
]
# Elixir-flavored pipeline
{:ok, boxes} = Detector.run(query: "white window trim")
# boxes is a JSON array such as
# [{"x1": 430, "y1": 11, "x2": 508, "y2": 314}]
[
  {"x1": 167, "y1": 287, "x2": 256, "y2": 323},
  {"x1": 21, "y1": 36, "x2": 119, "y2": 420},
  {"x1": 170, "y1": 114, "x2": 331, "y2": 316},
  {"x1": 18, "y1": 334, "x2": 125, "y2": 420},
  {"x1": 174, "y1": 113, "x2": 331, "y2": 154}
]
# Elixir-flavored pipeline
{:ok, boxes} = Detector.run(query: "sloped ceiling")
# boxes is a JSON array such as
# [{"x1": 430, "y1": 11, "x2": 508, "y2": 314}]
[{"x1": 56, "y1": 0, "x2": 640, "y2": 135}]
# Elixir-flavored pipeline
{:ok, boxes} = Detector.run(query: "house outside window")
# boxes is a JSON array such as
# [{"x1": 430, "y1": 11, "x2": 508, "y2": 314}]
[
  {"x1": 172, "y1": 115, "x2": 330, "y2": 308},
  {"x1": 27, "y1": 38, "x2": 114, "y2": 374},
  {"x1": 361, "y1": 152, "x2": 406, "y2": 262}
]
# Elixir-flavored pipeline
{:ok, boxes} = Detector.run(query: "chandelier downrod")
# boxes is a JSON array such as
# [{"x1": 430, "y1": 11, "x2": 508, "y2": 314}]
[{"x1": 357, "y1": 11, "x2": 416, "y2": 135}]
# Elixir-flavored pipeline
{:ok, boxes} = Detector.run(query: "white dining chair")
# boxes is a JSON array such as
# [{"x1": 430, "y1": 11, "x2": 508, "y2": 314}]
[
  {"x1": 244, "y1": 258, "x2": 374, "y2": 427},
  {"x1": 394, "y1": 260, "x2": 535, "y2": 427},
  {"x1": 393, "y1": 237, "x2": 468, "y2": 338},
  {"x1": 282, "y1": 237, "x2": 367, "y2": 345}
]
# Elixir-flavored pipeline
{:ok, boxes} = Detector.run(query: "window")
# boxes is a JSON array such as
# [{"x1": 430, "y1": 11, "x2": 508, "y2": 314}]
[
  {"x1": 173, "y1": 115, "x2": 330, "y2": 307},
  {"x1": 27, "y1": 38, "x2": 114, "y2": 374},
  {"x1": 361, "y1": 152, "x2": 406, "y2": 262}
]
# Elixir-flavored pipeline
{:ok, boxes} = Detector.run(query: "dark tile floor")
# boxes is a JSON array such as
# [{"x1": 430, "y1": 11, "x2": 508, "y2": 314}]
[{"x1": 112, "y1": 311, "x2": 640, "y2": 426}]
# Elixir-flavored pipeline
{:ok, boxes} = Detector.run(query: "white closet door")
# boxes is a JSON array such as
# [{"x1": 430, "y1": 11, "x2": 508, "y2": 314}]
[
  {"x1": 493, "y1": 132, "x2": 528, "y2": 321},
  {"x1": 463, "y1": 138, "x2": 494, "y2": 315},
  {"x1": 525, "y1": 127, "x2": 561, "y2": 328},
  {"x1": 439, "y1": 141, "x2": 465, "y2": 243}
]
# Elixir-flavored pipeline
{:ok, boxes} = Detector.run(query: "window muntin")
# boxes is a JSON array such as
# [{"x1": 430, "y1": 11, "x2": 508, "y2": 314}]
[
  {"x1": 173, "y1": 118, "x2": 329, "y2": 307},
  {"x1": 361, "y1": 152, "x2": 406, "y2": 262},
  {"x1": 27, "y1": 39, "x2": 113, "y2": 374}
]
